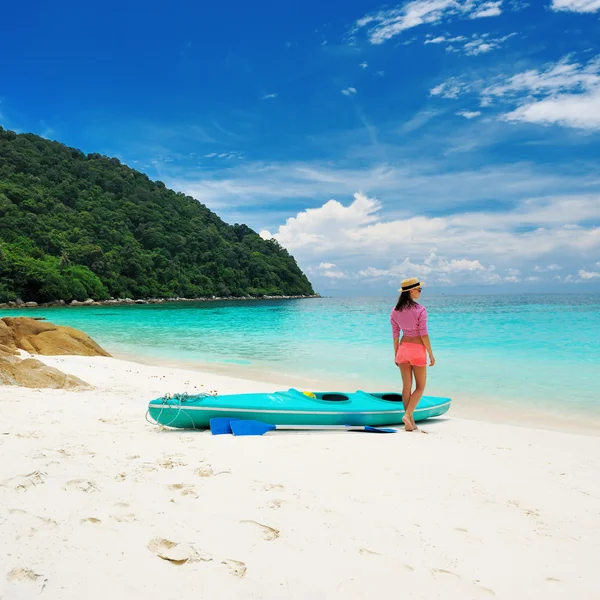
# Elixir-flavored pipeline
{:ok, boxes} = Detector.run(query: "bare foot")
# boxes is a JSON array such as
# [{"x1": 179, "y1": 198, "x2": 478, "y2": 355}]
[{"x1": 402, "y1": 415, "x2": 415, "y2": 432}]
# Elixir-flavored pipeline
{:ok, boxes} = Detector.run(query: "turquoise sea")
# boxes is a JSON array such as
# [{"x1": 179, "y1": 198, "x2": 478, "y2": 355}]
[{"x1": 3, "y1": 294, "x2": 600, "y2": 420}]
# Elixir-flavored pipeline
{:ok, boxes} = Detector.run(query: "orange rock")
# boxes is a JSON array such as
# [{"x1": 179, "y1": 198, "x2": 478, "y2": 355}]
[
  {"x1": 0, "y1": 356, "x2": 90, "y2": 389},
  {"x1": 0, "y1": 317, "x2": 108, "y2": 389},
  {"x1": 0, "y1": 317, "x2": 110, "y2": 357}
]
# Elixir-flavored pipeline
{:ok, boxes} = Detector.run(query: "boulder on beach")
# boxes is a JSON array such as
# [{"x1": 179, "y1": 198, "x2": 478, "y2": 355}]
[
  {"x1": 0, "y1": 317, "x2": 111, "y2": 357},
  {"x1": 0, "y1": 317, "x2": 108, "y2": 389},
  {"x1": 0, "y1": 356, "x2": 90, "y2": 389}
]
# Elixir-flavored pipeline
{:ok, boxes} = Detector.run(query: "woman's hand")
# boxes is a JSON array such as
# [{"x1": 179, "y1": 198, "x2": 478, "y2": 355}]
[{"x1": 429, "y1": 355, "x2": 436, "y2": 367}]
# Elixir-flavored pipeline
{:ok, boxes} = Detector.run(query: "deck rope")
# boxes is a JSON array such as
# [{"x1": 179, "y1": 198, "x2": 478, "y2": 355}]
[{"x1": 145, "y1": 390, "x2": 218, "y2": 430}]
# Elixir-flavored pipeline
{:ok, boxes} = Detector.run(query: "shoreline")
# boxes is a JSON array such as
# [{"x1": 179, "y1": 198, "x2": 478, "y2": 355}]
[{"x1": 0, "y1": 294, "x2": 322, "y2": 310}]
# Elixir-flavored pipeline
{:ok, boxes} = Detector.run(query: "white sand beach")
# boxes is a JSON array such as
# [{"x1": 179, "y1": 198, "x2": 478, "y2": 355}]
[{"x1": 1, "y1": 353, "x2": 599, "y2": 600}]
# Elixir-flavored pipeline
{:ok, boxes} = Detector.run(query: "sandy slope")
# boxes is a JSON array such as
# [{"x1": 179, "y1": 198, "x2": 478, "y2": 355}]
[{"x1": 1, "y1": 354, "x2": 599, "y2": 599}]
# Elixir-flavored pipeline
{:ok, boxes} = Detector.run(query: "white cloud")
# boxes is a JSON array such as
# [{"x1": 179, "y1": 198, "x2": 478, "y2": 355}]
[
  {"x1": 491, "y1": 56, "x2": 600, "y2": 130},
  {"x1": 262, "y1": 93, "x2": 278, "y2": 100},
  {"x1": 353, "y1": 0, "x2": 503, "y2": 44},
  {"x1": 470, "y1": 1, "x2": 503, "y2": 17},
  {"x1": 359, "y1": 267, "x2": 391, "y2": 278},
  {"x1": 359, "y1": 62, "x2": 369, "y2": 69},
  {"x1": 167, "y1": 157, "x2": 600, "y2": 220},
  {"x1": 457, "y1": 110, "x2": 482, "y2": 118},
  {"x1": 203, "y1": 151, "x2": 244, "y2": 160},
  {"x1": 425, "y1": 34, "x2": 466, "y2": 44},
  {"x1": 259, "y1": 191, "x2": 600, "y2": 287},
  {"x1": 551, "y1": 0, "x2": 600, "y2": 12},
  {"x1": 308, "y1": 262, "x2": 346, "y2": 279},
  {"x1": 357, "y1": 253, "x2": 498, "y2": 285},
  {"x1": 432, "y1": 54, "x2": 600, "y2": 130},
  {"x1": 463, "y1": 33, "x2": 516, "y2": 55},
  {"x1": 341, "y1": 87, "x2": 358, "y2": 96},
  {"x1": 426, "y1": 32, "x2": 515, "y2": 55},
  {"x1": 482, "y1": 55, "x2": 600, "y2": 101},
  {"x1": 430, "y1": 78, "x2": 471, "y2": 98},
  {"x1": 578, "y1": 269, "x2": 600, "y2": 279},
  {"x1": 503, "y1": 88, "x2": 600, "y2": 130}
]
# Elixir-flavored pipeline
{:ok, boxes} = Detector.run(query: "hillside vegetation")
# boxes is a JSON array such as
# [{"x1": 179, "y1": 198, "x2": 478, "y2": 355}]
[{"x1": 0, "y1": 126, "x2": 314, "y2": 303}]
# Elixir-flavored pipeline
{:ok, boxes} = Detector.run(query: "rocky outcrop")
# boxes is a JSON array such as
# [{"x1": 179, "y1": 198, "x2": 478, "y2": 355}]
[
  {"x1": 0, "y1": 356, "x2": 90, "y2": 389},
  {"x1": 0, "y1": 317, "x2": 109, "y2": 389},
  {"x1": 0, "y1": 317, "x2": 111, "y2": 357}
]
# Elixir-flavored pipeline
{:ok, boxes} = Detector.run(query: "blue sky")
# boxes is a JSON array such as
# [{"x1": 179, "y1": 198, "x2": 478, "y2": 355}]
[{"x1": 1, "y1": 0, "x2": 599, "y2": 294}]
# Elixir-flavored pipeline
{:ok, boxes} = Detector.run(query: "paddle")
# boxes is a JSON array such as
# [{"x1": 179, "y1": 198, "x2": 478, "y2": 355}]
[
  {"x1": 228, "y1": 419, "x2": 397, "y2": 436},
  {"x1": 209, "y1": 417, "x2": 237, "y2": 435}
]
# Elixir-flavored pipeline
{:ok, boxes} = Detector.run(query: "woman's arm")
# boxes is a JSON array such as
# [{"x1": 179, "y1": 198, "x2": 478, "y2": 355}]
[
  {"x1": 420, "y1": 334, "x2": 435, "y2": 366},
  {"x1": 391, "y1": 312, "x2": 400, "y2": 363}
]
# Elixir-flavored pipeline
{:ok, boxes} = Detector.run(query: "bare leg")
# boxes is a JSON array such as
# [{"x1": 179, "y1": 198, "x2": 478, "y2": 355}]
[
  {"x1": 399, "y1": 363, "x2": 413, "y2": 412},
  {"x1": 399, "y1": 362, "x2": 415, "y2": 431},
  {"x1": 405, "y1": 366, "x2": 427, "y2": 428}
]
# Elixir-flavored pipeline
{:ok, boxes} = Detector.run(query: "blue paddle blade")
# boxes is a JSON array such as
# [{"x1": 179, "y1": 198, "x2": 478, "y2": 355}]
[
  {"x1": 209, "y1": 418, "x2": 234, "y2": 435},
  {"x1": 362, "y1": 425, "x2": 396, "y2": 433},
  {"x1": 230, "y1": 420, "x2": 276, "y2": 436}
]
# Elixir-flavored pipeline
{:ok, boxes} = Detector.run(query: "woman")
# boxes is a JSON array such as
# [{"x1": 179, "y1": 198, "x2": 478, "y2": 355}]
[{"x1": 390, "y1": 277, "x2": 435, "y2": 431}]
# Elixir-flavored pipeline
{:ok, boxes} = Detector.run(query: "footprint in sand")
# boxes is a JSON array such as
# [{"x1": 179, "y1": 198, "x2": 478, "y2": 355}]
[
  {"x1": 98, "y1": 418, "x2": 122, "y2": 425},
  {"x1": 137, "y1": 463, "x2": 159, "y2": 473},
  {"x1": 431, "y1": 568, "x2": 461, "y2": 579},
  {"x1": 158, "y1": 456, "x2": 185, "y2": 469},
  {"x1": 358, "y1": 547, "x2": 380, "y2": 556},
  {"x1": 9, "y1": 509, "x2": 55, "y2": 525},
  {"x1": 64, "y1": 479, "x2": 99, "y2": 493},
  {"x1": 221, "y1": 559, "x2": 247, "y2": 578},
  {"x1": 6, "y1": 567, "x2": 45, "y2": 583},
  {"x1": 110, "y1": 502, "x2": 136, "y2": 522},
  {"x1": 15, "y1": 431, "x2": 42, "y2": 439},
  {"x1": 265, "y1": 499, "x2": 285, "y2": 510},
  {"x1": 194, "y1": 466, "x2": 214, "y2": 477},
  {"x1": 110, "y1": 513, "x2": 137, "y2": 523},
  {"x1": 240, "y1": 520, "x2": 280, "y2": 541},
  {"x1": 255, "y1": 482, "x2": 285, "y2": 492},
  {"x1": 147, "y1": 538, "x2": 213, "y2": 565},
  {"x1": 9, "y1": 509, "x2": 57, "y2": 537},
  {"x1": 168, "y1": 483, "x2": 198, "y2": 498},
  {"x1": 3, "y1": 471, "x2": 46, "y2": 492},
  {"x1": 80, "y1": 517, "x2": 102, "y2": 524}
]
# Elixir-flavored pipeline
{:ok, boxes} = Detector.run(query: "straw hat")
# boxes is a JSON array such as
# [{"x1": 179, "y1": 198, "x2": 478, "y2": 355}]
[{"x1": 398, "y1": 277, "x2": 422, "y2": 292}]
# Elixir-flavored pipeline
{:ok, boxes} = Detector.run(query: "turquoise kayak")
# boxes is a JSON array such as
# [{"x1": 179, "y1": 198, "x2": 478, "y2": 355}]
[{"x1": 147, "y1": 388, "x2": 451, "y2": 429}]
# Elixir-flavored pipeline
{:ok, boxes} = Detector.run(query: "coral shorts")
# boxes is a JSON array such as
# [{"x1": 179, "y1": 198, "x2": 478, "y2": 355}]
[{"x1": 396, "y1": 342, "x2": 427, "y2": 367}]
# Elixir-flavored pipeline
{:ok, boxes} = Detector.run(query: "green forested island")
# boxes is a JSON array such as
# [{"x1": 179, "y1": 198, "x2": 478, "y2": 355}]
[{"x1": 0, "y1": 127, "x2": 315, "y2": 303}]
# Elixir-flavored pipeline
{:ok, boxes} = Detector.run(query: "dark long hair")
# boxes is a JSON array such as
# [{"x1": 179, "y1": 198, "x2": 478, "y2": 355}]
[{"x1": 394, "y1": 291, "x2": 418, "y2": 312}]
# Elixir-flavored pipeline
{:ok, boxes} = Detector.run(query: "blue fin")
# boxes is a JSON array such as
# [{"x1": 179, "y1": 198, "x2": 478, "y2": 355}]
[
  {"x1": 209, "y1": 418, "x2": 234, "y2": 435},
  {"x1": 230, "y1": 420, "x2": 277, "y2": 436},
  {"x1": 362, "y1": 425, "x2": 397, "y2": 433}
]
